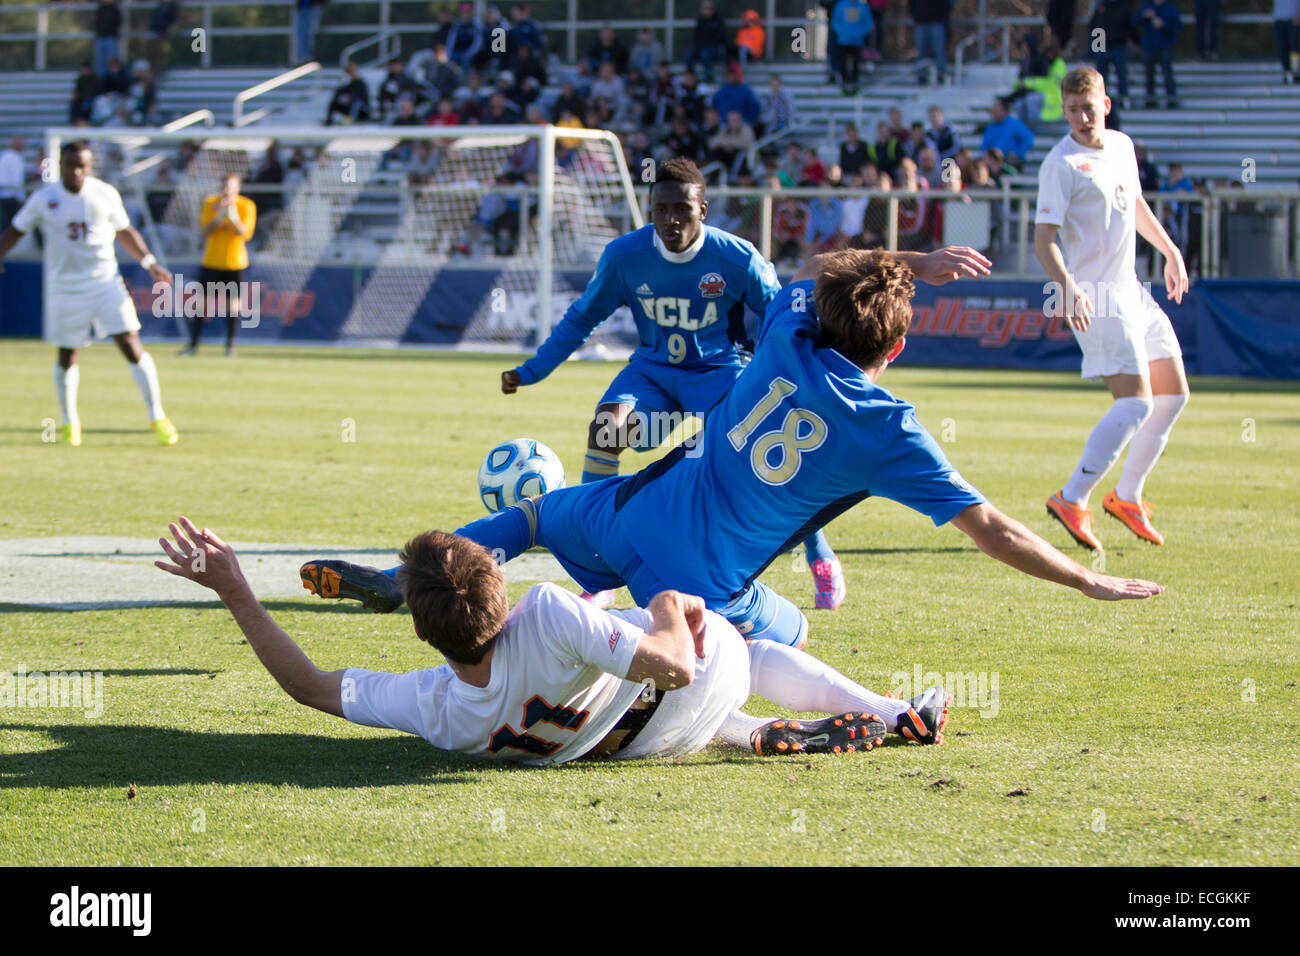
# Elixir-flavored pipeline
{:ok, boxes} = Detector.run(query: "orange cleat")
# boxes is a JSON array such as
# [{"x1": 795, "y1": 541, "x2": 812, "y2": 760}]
[
  {"x1": 1102, "y1": 490, "x2": 1165, "y2": 546},
  {"x1": 1046, "y1": 490, "x2": 1104, "y2": 551}
]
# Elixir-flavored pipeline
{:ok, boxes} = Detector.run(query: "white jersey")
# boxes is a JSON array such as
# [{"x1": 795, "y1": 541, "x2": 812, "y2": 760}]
[
  {"x1": 342, "y1": 583, "x2": 650, "y2": 767},
  {"x1": 11, "y1": 177, "x2": 130, "y2": 286},
  {"x1": 1035, "y1": 128, "x2": 1145, "y2": 316}
]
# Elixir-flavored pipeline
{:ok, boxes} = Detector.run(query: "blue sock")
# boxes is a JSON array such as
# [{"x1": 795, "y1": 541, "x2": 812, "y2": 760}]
[
  {"x1": 379, "y1": 500, "x2": 538, "y2": 576},
  {"x1": 803, "y1": 528, "x2": 835, "y2": 566}
]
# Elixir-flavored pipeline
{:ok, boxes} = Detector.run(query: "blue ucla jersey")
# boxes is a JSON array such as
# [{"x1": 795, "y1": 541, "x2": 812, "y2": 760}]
[
  {"x1": 515, "y1": 224, "x2": 781, "y2": 385},
  {"x1": 611, "y1": 280, "x2": 987, "y2": 602}
]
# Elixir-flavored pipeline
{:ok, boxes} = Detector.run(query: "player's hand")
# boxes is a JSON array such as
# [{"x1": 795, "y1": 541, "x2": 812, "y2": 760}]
[
  {"x1": 155, "y1": 516, "x2": 247, "y2": 598},
  {"x1": 916, "y1": 246, "x2": 993, "y2": 285},
  {"x1": 147, "y1": 262, "x2": 172, "y2": 286},
  {"x1": 1050, "y1": 280, "x2": 1094, "y2": 331},
  {"x1": 677, "y1": 593, "x2": 710, "y2": 659},
  {"x1": 1163, "y1": 252, "x2": 1189, "y2": 304},
  {"x1": 500, "y1": 369, "x2": 521, "y2": 394},
  {"x1": 1081, "y1": 573, "x2": 1164, "y2": 601}
]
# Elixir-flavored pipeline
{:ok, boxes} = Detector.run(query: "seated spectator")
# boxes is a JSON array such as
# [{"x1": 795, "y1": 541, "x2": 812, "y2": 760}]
[
  {"x1": 383, "y1": 97, "x2": 422, "y2": 168},
  {"x1": 1135, "y1": 0, "x2": 1181, "y2": 107},
  {"x1": 707, "y1": 109, "x2": 755, "y2": 173},
  {"x1": 454, "y1": 70, "x2": 489, "y2": 122},
  {"x1": 624, "y1": 128, "x2": 655, "y2": 173},
  {"x1": 758, "y1": 74, "x2": 795, "y2": 137},
  {"x1": 472, "y1": 4, "x2": 512, "y2": 76},
  {"x1": 678, "y1": 70, "x2": 708, "y2": 126},
  {"x1": 838, "y1": 171, "x2": 871, "y2": 245},
  {"x1": 686, "y1": 0, "x2": 729, "y2": 83},
  {"x1": 800, "y1": 147, "x2": 827, "y2": 186},
  {"x1": 1014, "y1": 40, "x2": 1067, "y2": 124},
  {"x1": 432, "y1": 5, "x2": 456, "y2": 51},
  {"x1": 327, "y1": 61, "x2": 371, "y2": 125},
  {"x1": 953, "y1": 146, "x2": 975, "y2": 182},
  {"x1": 901, "y1": 121, "x2": 927, "y2": 161},
  {"x1": 839, "y1": 122, "x2": 870, "y2": 177},
  {"x1": 979, "y1": 98, "x2": 1034, "y2": 170},
  {"x1": 969, "y1": 158, "x2": 992, "y2": 188},
  {"x1": 888, "y1": 107, "x2": 908, "y2": 141},
  {"x1": 482, "y1": 91, "x2": 521, "y2": 125},
  {"x1": 660, "y1": 111, "x2": 704, "y2": 162},
  {"x1": 893, "y1": 156, "x2": 931, "y2": 251},
  {"x1": 772, "y1": 192, "x2": 809, "y2": 264},
  {"x1": 447, "y1": 2, "x2": 484, "y2": 72},
  {"x1": 831, "y1": 0, "x2": 873, "y2": 93},
  {"x1": 555, "y1": 109, "x2": 584, "y2": 148},
  {"x1": 647, "y1": 61, "x2": 681, "y2": 126},
  {"x1": 379, "y1": 58, "x2": 425, "y2": 120},
  {"x1": 424, "y1": 42, "x2": 465, "y2": 102},
  {"x1": 868, "y1": 120, "x2": 901, "y2": 177},
  {"x1": 508, "y1": 3, "x2": 546, "y2": 62},
  {"x1": 127, "y1": 61, "x2": 158, "y2": 125},
  {"x1": 69, "y1": 62, "x2": 99, "y2": 123},
  {"x1": 407, "y1": 139, "x2": 441, "y2": 185},
  {"x1": 780, "y1": 141, "x2": 804, "y2": 183},
  {"x1": 803, "y1": 179, "x2": 844, "y2": 256},
  {"x1": 982, "y1": 147, "x2": 1005, "y2": 185},
  {"x1": 101, "y1": 56, "x2": 131, "y2": 96},
  {"x1": 917, "y1": 146, "x2": 944, "y2": 187},
  {"x1": 586, "y1": 23, "x2": 629, "y2": 75},
  {"x1": 925, "y1": 105, "x2": 960, "y2": 160},
  {"x1": 492, "y1": 70, "x2": 526, "y2": 111},
  {"x1": 762, "y1": 148, "x2": 795, "y2": 187},
  {"x1": 588, "y1": 61, "x2": 627, "y2": 124},
  {"x1": 623, "y1": 67, "x2": 651, "y2": 124},
  {"x1": 250, "y1": 143, "x2": 285, "y2": 216},
  {"x1": 711, "y1": 62, "x2": 760, "y2": 126},
  {"x1": 427, "y1": 96, "x2": 461, "y2": 126},
  {"x1": 550, "y1": 82, "x2": 587, "y2": 124},
  {"x1": 630, "y1": 27, "x2": 665, "y2": 76},
  {"x1": 736, "y1": 9, "x2": 766, "y2": 64},
  {"x1": 513, "y1": 42, "x2": 547, "y2": 91}
]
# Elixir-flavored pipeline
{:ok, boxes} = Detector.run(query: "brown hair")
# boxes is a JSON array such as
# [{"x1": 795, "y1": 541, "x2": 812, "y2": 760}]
[
  {"x1": 398, "y1": 531, "x2": 508, "y2": 665},
  {"x1": 1061, "y1": 65, "x2": 1105, "y2": 98},
  {"x1": 812, "y1": 249, "x2": 915, "y2": 369}
]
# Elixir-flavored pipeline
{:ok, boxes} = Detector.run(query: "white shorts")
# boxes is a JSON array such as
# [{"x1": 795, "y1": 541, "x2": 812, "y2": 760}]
[
  {"x1": 45, "y1": 275, "x2": 140, "y2": 349},
  {"x1": 1073, "y1": 282, "x2": 1182, "y2": 380},
  {"x1": 615, "y1": 611, "x2": 751, "y2": 761}
]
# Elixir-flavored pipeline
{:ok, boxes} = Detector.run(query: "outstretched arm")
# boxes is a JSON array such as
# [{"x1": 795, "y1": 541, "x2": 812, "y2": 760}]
[
  {"x1": 156, "y1": 516, "x2": 345, "y2": 715},
  {"x1": 949, "y1": 502, "x2": 1164, "y2": 600},
  {"x1": 791, "y1": 246, "x2": 992, "y2": 285}
]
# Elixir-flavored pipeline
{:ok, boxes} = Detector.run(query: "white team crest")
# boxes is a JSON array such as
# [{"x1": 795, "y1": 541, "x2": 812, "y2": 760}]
[
  {"x1": 698, "y1": 272, "x2": 726, "y2": 299},
  {"x1": 635, "y1": 283, "x2": 653, "y2": 296},
  {"x1": 949, "y1": 472, "x2": 976, "y2": 495}
]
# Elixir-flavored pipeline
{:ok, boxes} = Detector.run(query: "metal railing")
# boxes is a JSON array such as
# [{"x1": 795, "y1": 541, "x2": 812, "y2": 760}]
[{"x1": 233, "y1": 62, "x2": 322, "y2": 128}]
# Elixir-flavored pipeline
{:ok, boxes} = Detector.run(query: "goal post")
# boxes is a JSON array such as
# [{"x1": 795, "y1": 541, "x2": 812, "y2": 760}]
[{"x1": 40, "y1": 124, "x2": 645, "y2": 351}]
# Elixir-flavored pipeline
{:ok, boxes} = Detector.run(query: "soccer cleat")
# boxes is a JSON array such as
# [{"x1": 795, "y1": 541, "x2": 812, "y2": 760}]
[
  {"x1": 1102, "y1": 490, "x2": 1165, "y2": 546},
  {"x1": 811, "y1": 557, "x2": 846, "y2": 610},
  {"x1": 1046, "y1": 489, "x2": 1103, "y2": 551},
  {"x1": 752, "y1": 712, "x2": 887, "y2": 756},
  {"x1": 897, "y1": 685, "x2": 952, "y2": 745},
  {"x1": 152, "y1": 417, "x2": 179, "y2": 446},
  {"x1": 300, "y1": 560, "x2": 404, "y2": 613},
  {"x1": 58, "y1": 422, "x2": 82, "y2": 446},
  {"x1": 178, "y1": 345, "x2": 196, "y2": 356},
  {"x1": 581, "y1": 590, "x2": 617, "y2": 609}
]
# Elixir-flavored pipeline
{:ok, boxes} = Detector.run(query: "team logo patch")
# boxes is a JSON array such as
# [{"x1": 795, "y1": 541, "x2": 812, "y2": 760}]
[
  {"x1": 608, "y1": 628, "x2": 621, "y2": 652},
  {"x1": 47, "y1": 200, "x2": 59, "y2": 209},
  {"x1": 635, "y1": 283, "x2": 653, "y2": 296},
  {"x1": 949, "y1": 472, "x2": 977, "y2": 495},
  {"x1": 1113, "y1": 183, "x2": 1127, "y2": 211},
  {"x1": 698, "y1": 272, "x2": 726, "y2": 299},
  {"x1": 1077, "y1": 162, "x2": 1091, "y2": 173}
]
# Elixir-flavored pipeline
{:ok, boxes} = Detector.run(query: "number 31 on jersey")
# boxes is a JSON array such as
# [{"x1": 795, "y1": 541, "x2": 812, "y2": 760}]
[{"x1": 726, "y1": 378, "x2": 827, "y2": 485}]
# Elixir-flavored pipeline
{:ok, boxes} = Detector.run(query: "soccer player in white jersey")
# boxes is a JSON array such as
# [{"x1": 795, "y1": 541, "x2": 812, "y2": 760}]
[
  {"x1": 1035, "y1": 67, "x2": 1189, "y2": 550},
  {"x1": 156, "y1": 515, "x2": 954, "y2": 765},
  {"x1": 0, "y1": 140, "x2": 178, "y2": 446}
]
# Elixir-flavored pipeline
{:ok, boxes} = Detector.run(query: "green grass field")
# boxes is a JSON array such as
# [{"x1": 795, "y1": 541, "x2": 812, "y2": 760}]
[{"x1": 1, "y1": 338, "x2": 1297, "y2": 866}]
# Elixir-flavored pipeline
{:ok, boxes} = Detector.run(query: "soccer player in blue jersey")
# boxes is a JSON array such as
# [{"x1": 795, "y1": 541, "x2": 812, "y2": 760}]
[
  {"x1": 499, "y1": 158, "x2": 847, "y2": 610},
  {"x1": 303, "y1": 248, "x2": 1164, "y2": 699}
]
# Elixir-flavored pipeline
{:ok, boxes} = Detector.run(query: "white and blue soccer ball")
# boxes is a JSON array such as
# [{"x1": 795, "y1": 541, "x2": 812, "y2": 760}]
[{"x1": 477, "y1": 438, "x2": 567, "y2": 513}]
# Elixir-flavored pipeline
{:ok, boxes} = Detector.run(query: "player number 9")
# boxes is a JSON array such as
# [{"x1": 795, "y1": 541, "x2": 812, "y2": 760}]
[{"x1": 666, "y1": 333, "x2": 687, "y2": 365}]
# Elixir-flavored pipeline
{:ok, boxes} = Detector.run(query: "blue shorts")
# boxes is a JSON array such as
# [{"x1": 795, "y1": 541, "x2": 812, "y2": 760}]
[{"x1": 598, "y1": 358, "x2": 743, "y2": 451}]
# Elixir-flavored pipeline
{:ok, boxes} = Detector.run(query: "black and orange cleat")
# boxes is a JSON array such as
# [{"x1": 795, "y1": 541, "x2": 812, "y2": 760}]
[
  {"x1": 897, "y1": 686, "x2": 952, "y2": 745},
  {"x1": 1046, "y1": 489, "x2": 1104, "y2": 551},
  {"x1": 751, "y1": 713, "x2": 887, "y2": 756},
  {"x1": 1101, "y1": 490, "x2": 1165, "y2": 545},
  {"x1": 300, "y1": 560, "x2": 404, "y2": 613}
]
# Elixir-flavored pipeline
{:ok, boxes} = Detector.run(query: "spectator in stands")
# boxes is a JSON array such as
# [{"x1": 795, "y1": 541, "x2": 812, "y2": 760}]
[
  {"x1": 295, "y1": 0, "x2": 326, "y2": 64},
  {"x1": 969, "y1": 157, "x2": 992, "y2": 188},
  {"x1": 386, "y1": 98, "x2": 422, "y2": 168},
  {"x1": 432, "y1": 5, "x2": 455, "y2": 51},
  {"x1": 686, "y1": 0, "x2": 729, "y2": 83},
  {"x1": 145, "y1": 158, "x2": 175, "y2": 228},
  {"x1": 422, "y1": 42, "x2": 464, "y2": 101},
  {"x1": 803, "y1": 179, "x2": 844, "y2": 255},
  {"x1": 678, "y1": 70, "x2": 708, "y2": 126},
  {"x1": 128, "y1": 61, "x2": 159, "y2": 125},
  {"x1": 925, "y1": 106, "x2": 959, "y2": 161},
  {"x1": 758, "y1": 74, "x2": 795, "y2": 137},
  {"x1": 839, "y1": 122, "x2": 869, "y2": 177},
  {"x1": 952, "y1": 146, "x2": 975, "y2": 181},
  {"x1": 513, "y1": 43, "x2": 546, "y2": 92},
  {"x1": 70, "y1": 61, "x2": 99, "y2": 123},
  {"x1": 800, "y1": 147, "x2": 827, "y2": 186},
  {"x1": 93, "y1": 0, "x2": 122, "y2": 79},
  {"x1": 1195, "y1": 0, "x2": 1221, "y2": 60},
  {"x1": 1046, "y1": 0, "x2": 1076, "y2": 53},
  {"x1": 831, "y1": 0, "x2": 873, "y2": 94},
  {"x1": 888, "y1": 107, "x2": 908, "y2": 141},
  {"x1": 647, "y1": 61, "x2": 681, "y2": 126},
  {"x1": 250, "y1": 142, "x2": 284, "y2": 219},
  {"x1": 379, "y1": 58, "x2": 425, "y2": 120},
  {"x1": 1274, "y1": 0, "x2": 1300, "y2": 84},
  {"x1": 630, "y1": 28, "x2": 665, "y2": 76},
  {"x1": 589, "y1": 61, "x2": 627, "y2": 125},
  {"x1": 868, "y1": 120, "x2": 901, "y2": 177},
  {"x1": 550, "y1": 81, "x2": 587, "y2": 124},
  {"x1": 447, "y1": 2, "x2": 484, "y2": 71},
  {"x1": 712, "y1": 62, "x2": 760, "y2": 126},
  {"x1": 1013, "y1": 39, "x2": 1067, "y2": 124},
  {"x1": 586, "y1": 23, "x2": 630, "y2": 75},
  {"x1": 736, "y1": 9, "x2": 766, "y2": 64},
  {"x1": 624, "y1": 128, "x2": 655, "y2": 174},
  {"x1": 145, "y1": 1, "x2": 180, "y2": 78},
  {"x1": 1135, "y1": 0, "x2": 1181, "y2": 108},
  {"x1": 493, "y1": 69, "x2": 525, "y2": 110},
  {"x1": 483, "y1": 91, "x2": 520, "y2": 125},
  {"x1": 1091, "y1": 0, "x2": 1134, "y2": 106},
  {"x1": 910, "y1": 0, "x2": 950, "y2": 85},
  {"x1": 661, "y1": 111, "x2": 705, "y2": 162},
  {"x1": 762, "y1": 148, "x2": 794, "y2": 187},
  {"x1": 778, "y1": 142, "x2": 803, "y2": 183},
  {"x1": 982, "y1": 146, "x2": 1005, "y2": 185},
  {"x1": 472, "y1": 4, "x2": 511, "y2": 76},
  {"x1": 901, "y1": 121, "x2": 927, "y2": 160},
  {"x1": 407, "y1": 138, "x2": 441, "y2": 185},
  {"x1": 773, "y1": 192, "x2": 809, "y2": 264},
  {"x1": 0, "y1": 137, "x2": 24, "y2": 231},
  {"x1": 893, "y1": 156, "x2": 931, "y2": 250},
  {"x1": 1161, "y1": 160, "x2": 1195, "y2": 249},
  {"x1": 427, "y1": 96, "x2": 460, "y2": 126},
  {"x1": 866, "y1": 0, "x2": 889, "y2": 61},
  {"x1": 326, "y1": 61, "x2": 371, "y2": 125},
  {"x1": 839, "y1": 171, "x2": 871, "y2": 245},
  {"x1": 707, "y1": 109, "x2": 755, "y2": 173},
  {"x1": 980, "y1": 98, "x2": 1034, "y2": 170},
  {"x1": 917, "y1": 146, "x2": 943, "y2": 187},
  {"x1": 101, "y1": 56, "x2": 131, "y2": 96},
  {"x1": 508, "y1": 4, "x2": 545, "y2": 62},
  {"x1": 454, "y1": 70, "x2": 488, "y2": 122},
  {"x1": 624, "y1": 67, "x2": 651, "y2": 122}
]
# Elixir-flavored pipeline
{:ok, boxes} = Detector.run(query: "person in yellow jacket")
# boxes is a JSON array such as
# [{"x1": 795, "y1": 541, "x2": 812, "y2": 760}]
[
  {"x1": 1014, "y1": 42, "x2": 1068, "y2": 125},
  {"x1": 182, "y1": 172, "x2": 256, "y2": 356}
]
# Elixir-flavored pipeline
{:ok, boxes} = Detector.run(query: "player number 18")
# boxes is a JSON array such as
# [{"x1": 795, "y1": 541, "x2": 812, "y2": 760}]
[{"x1": 726, "y1": 377, "x2": 827, "y2": 486}]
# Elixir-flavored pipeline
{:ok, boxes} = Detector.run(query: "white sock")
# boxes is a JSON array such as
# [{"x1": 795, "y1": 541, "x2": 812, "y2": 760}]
[
  {"x1": 53, "y1": 362, "x2": 80, "y2": 426},
  {"x1": 128, "y1": 351, "x2": 166, "y2": 421},
  {"x1": 747, "y1": 639, "x2": 911, "y2": 731},
  {"x1": 1061, "y1": 396, "x2": 1152, "y2": 505},
  {"x1": 1116, "y1": 394, "x2": 1187, "y2": 503},
  {"x1": 717, "y1": 710, "x2": 772, "y2": 750}
]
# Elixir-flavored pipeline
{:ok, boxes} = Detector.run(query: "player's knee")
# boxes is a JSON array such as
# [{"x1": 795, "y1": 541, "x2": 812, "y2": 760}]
[{"x1": 1116, "y1": 394, "x2": 1153, "y2": 427}]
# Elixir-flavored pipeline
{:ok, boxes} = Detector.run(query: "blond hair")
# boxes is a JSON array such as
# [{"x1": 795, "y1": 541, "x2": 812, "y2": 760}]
[{"x1": 1061, "y1": 66, "x2": 1106, "y2": 98}]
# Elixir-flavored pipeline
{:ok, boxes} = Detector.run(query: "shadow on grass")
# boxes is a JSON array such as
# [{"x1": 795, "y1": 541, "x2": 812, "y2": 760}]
[
  {"x1": 0, "y1": 600, "x2": 411, "y2": 615},
  {"x1": 0, "y1": 668, "x2": 220, "y2": 678}
]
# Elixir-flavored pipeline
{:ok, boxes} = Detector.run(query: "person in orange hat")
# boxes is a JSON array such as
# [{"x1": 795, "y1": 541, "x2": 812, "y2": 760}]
[{"x1": 736, "y1": 9, "x2": 766, "y2": 64}]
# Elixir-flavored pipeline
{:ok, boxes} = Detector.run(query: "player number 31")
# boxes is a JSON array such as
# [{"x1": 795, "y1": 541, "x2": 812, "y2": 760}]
[{"x1": 726, "y1": 377, "x2": 827, "y2": 486}]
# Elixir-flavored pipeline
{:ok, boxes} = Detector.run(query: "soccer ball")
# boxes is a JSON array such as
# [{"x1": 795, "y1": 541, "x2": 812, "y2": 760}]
[{"x1": 477, "y1": 438, "x2": 566, "y2": 513}]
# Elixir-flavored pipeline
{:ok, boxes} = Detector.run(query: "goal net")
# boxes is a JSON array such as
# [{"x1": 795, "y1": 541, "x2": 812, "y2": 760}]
[{"x1": 43, "y1": 124, "x2": 645, "y2": 352}]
